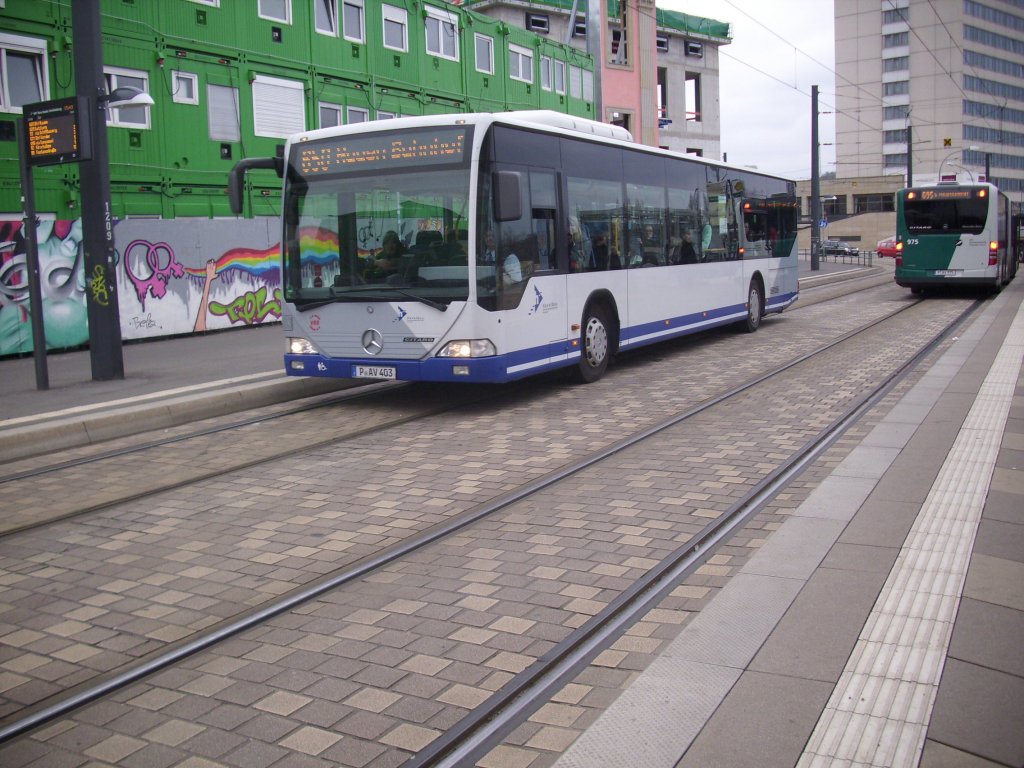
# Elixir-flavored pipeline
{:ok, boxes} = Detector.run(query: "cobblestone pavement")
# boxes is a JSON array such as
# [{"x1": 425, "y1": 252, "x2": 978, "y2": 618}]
[{"x1": 0, "y1": 284, "x2": 973, "y2": 767}]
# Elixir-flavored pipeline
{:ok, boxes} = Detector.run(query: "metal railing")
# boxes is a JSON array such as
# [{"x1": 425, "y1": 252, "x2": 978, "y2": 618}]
[{"x1": 799, "y1": 248, "x2": 874, "y2": 267}]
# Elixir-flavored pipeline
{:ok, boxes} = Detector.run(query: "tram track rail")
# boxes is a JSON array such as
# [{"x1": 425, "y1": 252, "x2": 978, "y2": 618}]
[
  {"x1": 0, "y1": 272, "x2": 896, "y2": 540},
  {"x1": 0, "y1": 380, "x2": 508, "y2": 538},
  {"x1": 0, "y1": 292, "x2": 978, "y2": 749}
]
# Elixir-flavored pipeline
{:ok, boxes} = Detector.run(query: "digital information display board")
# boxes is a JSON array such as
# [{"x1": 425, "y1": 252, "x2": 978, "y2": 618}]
[
  {"x1": 296, "y1": 126, "x2": 468, "y2": 176},
  {"x1": 918, "y1": 188, "x2": 975, "y2": 201},
  {"x1": 24, "y1": 97, "x2": 91, "y2": 166}
]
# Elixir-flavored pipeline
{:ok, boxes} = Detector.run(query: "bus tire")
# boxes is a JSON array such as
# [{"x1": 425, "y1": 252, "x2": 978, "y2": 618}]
[
  {"x1": 741, "y1": 280, "x2": 763, "y2": 333},
  {"x1": 574, "y1": 305, "x2": 611, "y2": 383}
]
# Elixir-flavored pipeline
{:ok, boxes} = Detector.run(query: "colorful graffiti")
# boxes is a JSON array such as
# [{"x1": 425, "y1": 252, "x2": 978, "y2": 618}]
[
  {"x1": 0, "y1": 219, "x2": 88, "y2": 355},
  {"x1": 0, "y1": 217, "x2": 284, "y2": 356}
]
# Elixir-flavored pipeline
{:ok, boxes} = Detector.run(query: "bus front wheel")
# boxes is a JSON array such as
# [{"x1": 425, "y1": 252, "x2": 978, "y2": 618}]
[
  {"x1": 741, "y1": 281, "x2": 763, "y2": 333},
  {"x1": 575, "y1": 305, "x2": 611, "y2": 383}
]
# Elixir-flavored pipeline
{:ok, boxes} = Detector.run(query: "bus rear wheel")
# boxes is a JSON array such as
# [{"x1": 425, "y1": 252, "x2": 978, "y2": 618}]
[
  {"x1": 741, "y1": 280, "x2": 763, "y2": 333},
  {"x1": 575, "y1": 305, "x2": 611, "y2": 383}
]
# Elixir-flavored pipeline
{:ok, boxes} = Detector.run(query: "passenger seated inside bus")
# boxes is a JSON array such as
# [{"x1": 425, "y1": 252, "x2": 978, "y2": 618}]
[{"x1": 676, "y1": 230, "x2": 698, "y2": 264}]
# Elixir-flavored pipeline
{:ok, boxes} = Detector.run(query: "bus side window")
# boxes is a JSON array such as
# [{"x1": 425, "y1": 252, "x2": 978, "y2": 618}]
[{"x1": 530, "y1": 171, "x2": 558, "y2": 272}]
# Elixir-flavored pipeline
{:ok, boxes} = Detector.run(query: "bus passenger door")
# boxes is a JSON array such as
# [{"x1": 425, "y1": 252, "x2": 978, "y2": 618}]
[{"x1": 486, "y1": 167, "x2": 568, "y2": 359}]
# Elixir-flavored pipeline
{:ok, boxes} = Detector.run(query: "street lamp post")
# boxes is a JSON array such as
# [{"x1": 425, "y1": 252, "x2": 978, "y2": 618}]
[
  {"x1": 73, "y1": 0, "x2": 127, "y2": 381},
  {"x1": 938, "y1": 145, "x2": 979, "y2": 181}
]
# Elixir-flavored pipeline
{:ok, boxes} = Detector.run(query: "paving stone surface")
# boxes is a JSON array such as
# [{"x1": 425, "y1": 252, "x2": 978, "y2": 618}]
[{"x1": 0, "y1": 283, "x2": 979, "y2": 767}]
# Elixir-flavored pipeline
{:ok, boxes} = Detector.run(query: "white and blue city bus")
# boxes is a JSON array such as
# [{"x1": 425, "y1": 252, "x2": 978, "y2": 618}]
[{"x1": 228, "y1": 111, "x2": 799, "y2": 383}]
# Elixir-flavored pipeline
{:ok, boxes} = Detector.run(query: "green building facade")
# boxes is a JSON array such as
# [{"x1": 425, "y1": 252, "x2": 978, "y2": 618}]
[{"x1": 0, "y1": 0, "x2": 594, "y2": 354}]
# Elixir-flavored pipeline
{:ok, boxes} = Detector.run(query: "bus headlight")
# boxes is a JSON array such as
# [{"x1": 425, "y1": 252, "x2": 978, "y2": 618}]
[
  {"x1": 437, "y1": 339, "x2": 496, "y2": 358},
  {"x1": 288, "y1": 337, "x2": 317, "y2": 355}
]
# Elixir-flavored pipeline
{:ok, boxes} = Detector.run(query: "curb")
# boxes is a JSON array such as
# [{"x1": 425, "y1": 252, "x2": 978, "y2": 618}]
[{"x1": 0, "y1": 376, "x2": 357, "y2": 464}]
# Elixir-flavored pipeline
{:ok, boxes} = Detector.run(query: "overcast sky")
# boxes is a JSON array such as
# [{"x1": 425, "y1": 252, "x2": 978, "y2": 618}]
[{"x1": 658, "y1": 0, "x2": 837, "y2": 180}]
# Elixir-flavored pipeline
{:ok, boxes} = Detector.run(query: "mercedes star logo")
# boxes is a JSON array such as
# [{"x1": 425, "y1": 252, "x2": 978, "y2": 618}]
[{"x1": 362, "y1": 328, "x2": 384, "y2": 355}]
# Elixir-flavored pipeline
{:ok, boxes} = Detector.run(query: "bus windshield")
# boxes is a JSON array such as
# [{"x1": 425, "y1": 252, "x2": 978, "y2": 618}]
[
  {"x1": 282, "y1": 129, "x2": 473, "y2": 308},
  {"x1": 903, "y1": 192, "x2": 988, "y2": 235}
]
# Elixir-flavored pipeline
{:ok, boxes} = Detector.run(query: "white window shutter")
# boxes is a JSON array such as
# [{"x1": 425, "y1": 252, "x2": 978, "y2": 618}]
[
  {"x1": 207, "y1": 84, "x2": 239, "y2": 141},
  {"x1": 252, "y1": 75, "x2": 306, "y2": 138}
]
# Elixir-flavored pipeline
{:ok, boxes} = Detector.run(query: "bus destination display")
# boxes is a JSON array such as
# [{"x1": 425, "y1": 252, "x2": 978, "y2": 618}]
[
  {"x1": 918, "y1": 188, "x2": 974, "y2": 201},
  {"x1": 297, "y1": 127, "x2": 467, "y2": 176},
  {"x1": 24, "y1": 97, "x2": 91, "y2": 166}
]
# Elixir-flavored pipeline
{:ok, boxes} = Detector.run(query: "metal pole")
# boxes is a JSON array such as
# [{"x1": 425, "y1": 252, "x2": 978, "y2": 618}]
[
  {"x1": 565, "y1": 0, "x2": 580, "y2": 45},
  {"x1": 73, "y1": 0, "x2": 124, "y2": 380},
  {"x1": 906, "y1": 123, "x2": 913, "y2": 187},
  {"x1": 587, "y1": 0, "x2": 604, "y2": 120},
  {"x1": 16, "y1": 120, "x2": 49, "y2": 390},
  {"x1": 810, "y1": 85, "x2": 820, "y2": 271},
  {"x1": 985, "y1": 152, "x2": 991, "y2": 184}
]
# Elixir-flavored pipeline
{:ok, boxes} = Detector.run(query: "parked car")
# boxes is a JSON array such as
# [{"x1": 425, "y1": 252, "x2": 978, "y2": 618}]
[
  {"x1": 876, "y1": 237, "x2": 900, "y2": 258},
  {"x1": 822, "y1": 239, "x2": 860, "y2": 257}
]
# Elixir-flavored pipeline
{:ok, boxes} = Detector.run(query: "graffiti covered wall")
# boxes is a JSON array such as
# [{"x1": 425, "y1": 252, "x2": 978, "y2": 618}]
[{"x1": 0, "y1": 217, "x2": 282, "y2": 356}]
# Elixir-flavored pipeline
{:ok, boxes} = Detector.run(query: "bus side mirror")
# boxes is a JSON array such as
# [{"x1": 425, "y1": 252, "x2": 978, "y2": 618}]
[
  {"x1": 493, "y1": 171, "x2": 522, "y2": 222},
  {"x1": 227, "y1": 156, "x2": 285, "y2": 215}
]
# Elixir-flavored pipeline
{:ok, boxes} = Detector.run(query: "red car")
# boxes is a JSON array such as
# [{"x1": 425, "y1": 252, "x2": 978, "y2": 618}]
[{"x1": 877, "y1": 237, "x2": 901, "y2": 258}]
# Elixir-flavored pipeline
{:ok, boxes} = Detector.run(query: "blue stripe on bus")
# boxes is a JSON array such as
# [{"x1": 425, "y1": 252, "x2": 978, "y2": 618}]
[{"x1": 285, "y1": 291, "x2": 798, "y2": 383}]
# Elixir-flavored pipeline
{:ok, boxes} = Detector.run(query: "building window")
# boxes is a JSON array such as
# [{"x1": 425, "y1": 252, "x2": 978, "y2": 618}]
[
  {"x1": 540, "y1": 56, "x2": 552, "y2": 91},
  {"x1": 883, "y1": 80, "x2": 909, "y2": 96},
  {"x1": 258, "y1": 0, "x2": 291, "y2": 24},
  {"x1": 348, "y1": 106, "x2": 369, "y2": 123},
  {"x1": 319, "y1": 102, "x2": 342, "y2": 128},
  {"x1": 656, "y1": 34, "x2": 669, "y2": 53},
  {"x1": 376, "y1": 110, "x2": 396, "y2": 120},
  {"x1": 554, "y1": 59, "x2": 566, "y2": 94},
  {"x1": 686, "y1": 71, "x2": 702, "y2": 122},
  {"x1": 883, "y1": 105, "x2": 910, "y2": 120},
  {"x1": 104, "y1": 67, "x2": 151, "y2": 128},
  {"x1": 883, "y1": 32, "x2": 908, "y2": 47},
  {"x1": 609, "y1": 28, "x2": 627, "y2": 65},
  {"x1": 316, "y1": 0, "x2": 338, "y2": 36},
  {"x1": 573, "y1": 17, "x2": 586, "y2": 37},
  {"x1": 188, "y1": 0, "x2": 219, "y2": 5},
  {"x1": 343, "y1": 0, "x2": 364, "y2": 43},
  {"x1": 657, "y1": 67, "x2": 668, "y2": 118},
  {"x1": 252, "y1": 74, "x2": 305, "y2": 138},
  {"x1": 882, "y1": 8, "x2": 908, "y2": 24},
  {"x1": 525, "y1": 13, "x2": 549, "y2": 34},
  {"x1": 883, "y1": 153, "x2": 908, "y2": 168},
  {"x1": 854, "y1": 194, "x2": 895, "y2": 213},
  {"x1": 382, "y1": 4, "x2": 407, "y2": 52},
  {"x1": 172, "y1": 71, "x2": 199, "y2": 105},
  {"x1": 509, "y1": 44, "x2": 533, "y2": 84},
  {"x1": 883, "y1": 56, "x2": 909, "y2": 72},
  {"x1": 883, "y1": 129, "x2": 907, "y2": 143},
  {"x1": 569, "y1": 65, "x2": 582, "y2": 98},
  {"x1": 207, "y1": 84, "x2": 239, "y2": 142},
  {"x1": 583, "y1": 69, "x2": 594, "y2": 101},
  {"x1": 685, "y1": 41, "x2": 703, "y2": 57},
  {"x1": 475, "y1": 34, "x2": 493, "y2": 74},
  {"x1": 0, "y1": 33, "x2": 48, "y2": 113},
  {"x1": 425, "y1": 5, "x2": 458, "y2": 61}
]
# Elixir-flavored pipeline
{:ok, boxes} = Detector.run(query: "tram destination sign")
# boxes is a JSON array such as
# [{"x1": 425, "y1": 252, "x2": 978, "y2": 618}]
[
  {"x1": 297, "y1": 126, "x2": 468, "y2": 176},
  {"x1": 23, "y1": 97, "x2": 92, "y2": 166}
]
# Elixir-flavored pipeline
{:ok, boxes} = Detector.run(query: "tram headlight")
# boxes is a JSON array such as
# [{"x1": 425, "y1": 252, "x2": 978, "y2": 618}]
[
  {"x1": 288, "y1": 337, "x2": 317, "y2": 355},
  {"x1": 437, "y1": 339, "x2": 496, "y2": 358}
]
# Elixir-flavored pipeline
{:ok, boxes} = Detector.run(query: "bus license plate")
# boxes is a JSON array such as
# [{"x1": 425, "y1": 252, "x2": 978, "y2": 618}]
[
  {"x1": 934, "y1": 269, "x2": 962, "y2": 276},
  {"x1": 353, "y1": 365, "x2": 396, "y2": 380}
]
